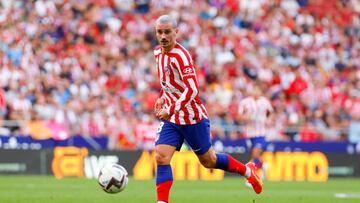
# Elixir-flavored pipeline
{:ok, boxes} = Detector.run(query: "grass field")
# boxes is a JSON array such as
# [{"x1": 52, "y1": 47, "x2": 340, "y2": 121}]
[{"x1": 0, "y1": 176, "x2": 359, "y2": 203}]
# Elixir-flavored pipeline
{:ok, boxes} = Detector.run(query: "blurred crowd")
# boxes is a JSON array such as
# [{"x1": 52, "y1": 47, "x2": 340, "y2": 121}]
[{"x1": 0, "y1": 0, "x2": 360, "y2": 149}]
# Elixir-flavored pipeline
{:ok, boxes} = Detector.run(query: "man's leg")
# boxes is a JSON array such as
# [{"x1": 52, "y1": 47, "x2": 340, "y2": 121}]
[
  {"x1": 197, "y1": 148, "x2": 262, "y2": 194},
  {"x1": 249, "y1": 137, "x2": 266, "y2": 169},
  {"x1": 183, "y1": 119, "x2": 262, "y2": 194},
  {"x1": 251, "y1": 147, "x2": 264, "y2": 169},
  {"x1": 155, "y1": 144, "x2": 176, "y2": 203},
  {"x1": 155, "y1": 121, "x2": 183, "y2": 203}
]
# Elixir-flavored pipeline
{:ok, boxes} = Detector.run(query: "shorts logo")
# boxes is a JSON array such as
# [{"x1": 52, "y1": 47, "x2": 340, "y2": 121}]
[{"x1": 193, "y1": 148, "x2": 202, "y2": 152}]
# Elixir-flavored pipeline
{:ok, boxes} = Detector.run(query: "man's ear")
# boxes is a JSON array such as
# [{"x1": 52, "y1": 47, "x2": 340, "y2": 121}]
[{"x1": 175, "y1": 28, "x2": 179, "y2": 34}]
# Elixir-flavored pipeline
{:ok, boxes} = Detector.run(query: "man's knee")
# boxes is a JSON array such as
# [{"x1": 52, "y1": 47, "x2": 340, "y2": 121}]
[{"x1": 155, "y1": 148, "x2": 173, "y2": 165}]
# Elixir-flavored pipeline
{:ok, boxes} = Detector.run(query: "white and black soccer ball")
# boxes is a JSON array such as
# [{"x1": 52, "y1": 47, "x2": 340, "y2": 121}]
[{"x1": 98, "y1": 163, "x2": 128, "y2": 194}]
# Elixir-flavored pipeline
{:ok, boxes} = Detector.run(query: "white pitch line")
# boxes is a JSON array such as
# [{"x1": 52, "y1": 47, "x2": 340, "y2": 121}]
[{"x1": 335, "y1": 193, "x2": 360, "y2": 199}]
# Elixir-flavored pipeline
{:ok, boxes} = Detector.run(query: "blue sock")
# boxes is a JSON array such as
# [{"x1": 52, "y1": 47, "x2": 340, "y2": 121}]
[
  {"x1": 156, "y1": 165, "x2": 173, "y2": 185},
  {"x1": 253, "y1": 158, "x2": 260, "y2": 165},
  {"x1": 215, "y1": 153, "x2": 229, "y2": 171},
  {"x1": 253, "y1": 158, "x2": 263, "y2": 168}
]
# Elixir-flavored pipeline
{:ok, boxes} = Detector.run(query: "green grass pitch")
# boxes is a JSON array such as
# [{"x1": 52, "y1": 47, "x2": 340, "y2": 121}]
[{"x1": 0, "y1": 176, "x2": 359, "y2": 203}]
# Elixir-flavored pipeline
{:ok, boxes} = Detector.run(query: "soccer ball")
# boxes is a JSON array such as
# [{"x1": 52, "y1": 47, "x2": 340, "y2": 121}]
[{"x1": 98, "y1": 163, "x2": 128, "y2": 194}]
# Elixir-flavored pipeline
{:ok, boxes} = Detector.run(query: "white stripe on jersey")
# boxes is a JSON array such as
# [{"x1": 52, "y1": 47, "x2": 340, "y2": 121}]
[
  {"x1": 175, "y1": 86, "x2": 188, "y2": 112},
  {"x1": 176, "y1": 109, "x2": 186, "y2": 124},
  {"x1": 184, "y1": 77, "x2": 198, "y2": 116},
  {"x1": 158, "y1": 54, "x2": 163, "y2": 79},
  {"x1": 173, "y1": 77, "x2": 198, "y2": 112}
]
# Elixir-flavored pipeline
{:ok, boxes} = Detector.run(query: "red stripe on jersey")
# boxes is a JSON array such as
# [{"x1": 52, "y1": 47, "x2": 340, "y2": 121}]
[
  {"x1": 164, "y1": 97, "x2": 170, "y2": 106},
  {"x1": 174, "y1": 111, "x2": 180, "y2": 124},
  {"x1": 168, "y1": 61, "x2": 185, "y2": 92},
  {"x1": 164, "y1": 92, "x2": 176, "y2": 103},
  {"x1": 190, "y1": 100, "x2": 200, "y2": 122},
  {"x1": 159, "y1": 89, "x2": 164, "y2": 98}
]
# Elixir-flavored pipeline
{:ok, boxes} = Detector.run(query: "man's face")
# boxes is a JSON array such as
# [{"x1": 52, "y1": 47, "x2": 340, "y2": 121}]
[{"x1": 155, "y1": 22, "x2": 177, "y2": 50}]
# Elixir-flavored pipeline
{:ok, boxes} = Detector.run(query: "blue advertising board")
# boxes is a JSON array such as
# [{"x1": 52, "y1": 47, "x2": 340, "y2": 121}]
[
  {"x1": 212, "y1": 138, "x2": 359, "y2": 154},
  {"x1": 0, "y1": 135, "x2": 359, "y2": 154},
  {"x1": 0, "y1": 135, "x2": 108, "y2": 150}
]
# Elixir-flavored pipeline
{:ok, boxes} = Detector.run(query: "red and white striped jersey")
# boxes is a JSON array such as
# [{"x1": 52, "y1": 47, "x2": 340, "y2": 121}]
[
  {"x1": 238, "y1": 96, "x2": 273, "y2": 138},
  {"x1": 154, "y1": 43, "x2": 208, "y2": 125}
]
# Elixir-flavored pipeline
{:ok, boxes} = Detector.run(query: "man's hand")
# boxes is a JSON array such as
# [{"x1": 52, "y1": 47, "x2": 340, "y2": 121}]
[
  {"x1": 154, "y1": 98, "x2": 164, "y2": 115},
  {"x1": 156, "y1": 108, "x2": 171, "y2": 121}
]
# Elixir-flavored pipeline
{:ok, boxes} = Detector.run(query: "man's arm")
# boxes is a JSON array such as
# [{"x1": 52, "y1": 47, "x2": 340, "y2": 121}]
[
  {"x1": 154, "y1": 89, "x2": 165, "y2": 115},
  {"x1": 156, "y1": 46, "x2": 199, "y2": 120},
  {"x1": 157, "y1": 72, "x2": 198, "y2": 120},
  {"x1": 167, "y1": 70, "x2": 198, "y2": 116}
]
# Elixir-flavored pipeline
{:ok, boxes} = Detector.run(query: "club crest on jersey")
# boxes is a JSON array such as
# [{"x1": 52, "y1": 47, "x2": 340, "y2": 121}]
[{"x1": 182, "y1": 67, "x2": 194, "y2": 76}]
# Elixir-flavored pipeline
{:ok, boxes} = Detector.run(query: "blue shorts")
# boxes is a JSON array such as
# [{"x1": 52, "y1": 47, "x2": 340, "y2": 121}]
[
  {"x1": 249, "y1": 136, "x2": 267, "y2": 151},
  {"x1": 155, "y1": 119, "x2": 212, "y2": 155}
]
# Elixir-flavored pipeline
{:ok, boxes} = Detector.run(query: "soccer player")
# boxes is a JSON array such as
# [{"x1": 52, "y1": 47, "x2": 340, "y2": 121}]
[
  {"x1": 153, "y1": 15, "x2": 262, "y2": 203},
  {"x1": 238, "y1": 86, "x2": 273, "y2": 175}
]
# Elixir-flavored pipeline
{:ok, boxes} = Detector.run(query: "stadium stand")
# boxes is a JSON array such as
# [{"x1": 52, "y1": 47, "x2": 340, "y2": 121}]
[{"x1": 0, "y1": 0, "x2": 359, "y2": 150}]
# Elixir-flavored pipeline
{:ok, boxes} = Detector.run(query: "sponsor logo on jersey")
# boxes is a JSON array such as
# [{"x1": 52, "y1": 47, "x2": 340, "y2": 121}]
[{"x1": 182, "y1": 67, "x2": 194, "y2": 76}]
